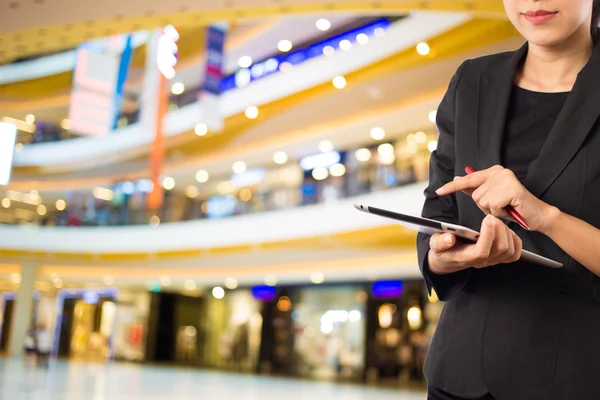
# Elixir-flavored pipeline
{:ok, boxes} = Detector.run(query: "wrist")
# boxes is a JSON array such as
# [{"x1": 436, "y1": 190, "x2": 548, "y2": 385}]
[{"x1": 539, "y1": 204, "x2": 562, "y2": 237}]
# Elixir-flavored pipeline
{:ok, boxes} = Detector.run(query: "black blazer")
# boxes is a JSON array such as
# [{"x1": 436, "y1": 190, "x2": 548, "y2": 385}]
[{"x1": 417, "y1": 41, "x2": 600, "y2": 400}]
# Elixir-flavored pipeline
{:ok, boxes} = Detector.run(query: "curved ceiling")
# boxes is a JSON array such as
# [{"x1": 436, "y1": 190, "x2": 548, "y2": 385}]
[{"x1": 0, "y1": 0, "x2": 507, "y2": 64}]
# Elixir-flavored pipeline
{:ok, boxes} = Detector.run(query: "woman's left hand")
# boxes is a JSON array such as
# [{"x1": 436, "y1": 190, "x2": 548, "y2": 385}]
[{"x1": 436, "y1": 165, "x2": 555, "y2": 233}]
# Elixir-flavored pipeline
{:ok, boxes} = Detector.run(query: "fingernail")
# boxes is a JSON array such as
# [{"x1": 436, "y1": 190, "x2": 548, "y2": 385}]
[
  {"x1": 444, "y1": 235, "x2": 452, "y2": 245},
  {"x1": 485, "y1": 216, "x2": 493, "y2": 226}
]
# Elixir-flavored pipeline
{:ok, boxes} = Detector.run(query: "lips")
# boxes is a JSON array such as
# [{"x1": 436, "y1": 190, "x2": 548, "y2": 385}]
[{"x1": 522, "y1": 10, "x2": 558, "y2": 24}]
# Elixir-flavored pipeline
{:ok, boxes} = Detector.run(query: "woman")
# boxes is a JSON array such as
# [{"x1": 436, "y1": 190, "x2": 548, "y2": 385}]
[{"x1": 417, "y1": 1, "x2": 600, "y2": 399}]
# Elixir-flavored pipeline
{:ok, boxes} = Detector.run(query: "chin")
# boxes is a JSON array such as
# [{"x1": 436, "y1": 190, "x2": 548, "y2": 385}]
[{"x1": 522, "y1": 30, "x2": 567, "y2": 48}]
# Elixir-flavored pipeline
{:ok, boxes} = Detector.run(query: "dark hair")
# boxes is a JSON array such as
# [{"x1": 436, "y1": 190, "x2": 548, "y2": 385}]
[{"x1": 593, "y1": 0, "x2": 600, "y2": 43}]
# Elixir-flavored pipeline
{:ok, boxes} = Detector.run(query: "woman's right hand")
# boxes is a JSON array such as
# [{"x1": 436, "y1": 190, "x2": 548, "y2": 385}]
[{"x1": 427, "y1": 215, "x2": 523, "y2": 275}]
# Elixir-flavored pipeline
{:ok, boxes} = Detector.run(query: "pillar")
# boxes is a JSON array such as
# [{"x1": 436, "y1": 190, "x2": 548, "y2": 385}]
[{"x1": 7, "y1": 263, "x2": 37, "y2": 357}]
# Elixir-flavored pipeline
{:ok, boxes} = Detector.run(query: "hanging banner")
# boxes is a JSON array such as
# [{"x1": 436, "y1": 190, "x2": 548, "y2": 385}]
[{"x1": 198, "y1": 23, "x2": 228, "y2": 132}]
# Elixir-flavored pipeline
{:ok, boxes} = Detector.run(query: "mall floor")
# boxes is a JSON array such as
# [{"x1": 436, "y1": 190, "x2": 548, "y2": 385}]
[{"x1": 0, "y1": 359, "x2": 427, "y2": 399}]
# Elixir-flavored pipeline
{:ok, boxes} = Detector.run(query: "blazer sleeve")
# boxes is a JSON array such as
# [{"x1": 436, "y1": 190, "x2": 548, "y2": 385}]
[{"x1": 417, "y1": 60, "x2": 471, "y2": 302}]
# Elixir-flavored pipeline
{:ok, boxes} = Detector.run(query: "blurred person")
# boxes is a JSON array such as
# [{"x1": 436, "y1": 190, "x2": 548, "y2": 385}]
[
  {"x1": 418, "y1": 1, "x2": 600, "y2": 399},
  {"x1": 36, "y1": 325, "x2": 52, "y2": 368},
  {"x1": 23, "y1": 329, "x2": 37, "y2": 368}
]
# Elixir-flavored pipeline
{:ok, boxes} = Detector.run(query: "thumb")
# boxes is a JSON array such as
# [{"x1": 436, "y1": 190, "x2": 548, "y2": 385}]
[{"x1": 432, "y1": 233, "x2": 456, "y2": 252}]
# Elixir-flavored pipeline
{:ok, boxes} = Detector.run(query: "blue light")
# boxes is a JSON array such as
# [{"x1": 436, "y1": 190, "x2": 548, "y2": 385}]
[
  {"x1": 372, "y1": 280, "x2": 403, "y2": 298},
  {"x1": 82, "y1": 291, "x2": 100, "y2": 304},
  {"x1": 251, "y1": 285, "x2": 277, "y2": 301}
]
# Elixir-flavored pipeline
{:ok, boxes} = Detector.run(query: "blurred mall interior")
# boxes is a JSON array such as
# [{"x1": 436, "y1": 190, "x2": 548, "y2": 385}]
[{"x1": 0, "y1": 1, "x2": 521, "y2": 398}]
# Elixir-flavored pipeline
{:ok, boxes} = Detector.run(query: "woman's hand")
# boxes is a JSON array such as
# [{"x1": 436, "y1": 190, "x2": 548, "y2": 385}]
[
  {"x1": 428, "y1": 215, "x2": 523, "y2": 275},
  {"x1": 435, "y1": 165, "x2": 558, "y2": 234}
]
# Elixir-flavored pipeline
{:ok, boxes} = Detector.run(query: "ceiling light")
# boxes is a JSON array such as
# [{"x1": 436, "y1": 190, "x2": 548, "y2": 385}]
[
  {"x1": 37, "y1": 205, "x2": 47, "y2": 216},
  {"x1": 310, "y1": 272, "x2": 325, "y2": 284},
  {"x1": 30, "y1": 190, "x2": 38, "y2": 196},
  {"x1": 162, "y1": 177, "x2": 175, "y2": 190},
  {"x1": 149, "y1": 215, "x2": 160, "y2": 227},
  {"x1": 277, "y1": 39, "x2": 293, "y2": 52},
  {"x1": 356, "y1": 33, "x2": 369, "y2": 44},
  {"x1": 279, "y1": 62, "x2": 293, "y2": 72},
  {"x1": 55, "y1": 199, "x2": 66, "y2": 211},
  {"x1": 194, "y1": 123, "x2": 208, "y2": 136},
  {"x1": 184, "y1": 280, "x2": 197, "y2": 291},
  {"x1": 323, "y1": 45, "x2": 335, "y2": 57},
  {"x1": 1, "y1": 198, "x2": 10, "y2": 208},
  {"x1": 245, "y1": 106, "x2": 259, "y2": 119},
  {"x1": 61, "y1": 118, "x2": 71, "y2": 130},
  {"x1": 232, "y1": 161, "x2": 247, "y2": 174},
  {"x1": 378, "y1": 143, "x2": 395, "y2": 158},
  {"x1": 428, "y1": 140, "x2": 438, "y2": 153},
  {"x1": 212, "y1": 286, "x2": 225, "y2": 299},
  {"x1": 25, "y1": 114, "x2": 35, "y2": 124},
  {"x1": 93, "y1": 187, "x2": 114, "y2": 201},
  {"x1": 239, "y1": 188, "x2": 252, "y2": 202},
  {"x1": 54, "y1": 278, "x2": 63, "y2": 289},
  {"x1": 171, "y1": 82, "x2": 185, "y2": 95},
  {"x1": 160, "y1": 276, "x2": 171, "y2": 286},
  {"x1": 339, "y1": 39, "x2": 352, "y2": 51},
  {"x1": 238, "y1": 55, "x2": 253, "y2": 68},
  {"x1": 407, "y1": 133, "x2": 416, "y2": 144},
  {"x1": 329, "y1": 163, "x2": 346, "y2": 177},
  {"x1": 9, "y1": 273, "x2": 20, "y2": 285},
  {"x1": 225, "y1": 277, "x2": 238, "y2": 290},
  {"x1": 318, "y1": 140, "x2": 334, "y2": 153},
  {"x1": 416, "y1": 42, "x2": 431, "y2": 56},
  {"x1": 104, "y1": 275, "x2": 114, "y2": 285},
  {"x1": 355, "y1": 148, "x2": 371, "y2": 162},
  {"x1": 185, "y1": 185, "x2": 199, "y2": 198},
  {"x1": 316, "y1": 18, "x2": 331, "y2": 31},
  {"x1": 415, "y1": 131, "x2": 427, "y2": 144},
  {"x1": 429, "y1": 110, "x2": 437, "y2": 124},
  {"x1": 374, "y1": 27, "x2": 386, "y2": 37},
  {"x1": 370, "y1": 127, "x2": 385, "y2": 140},
  {"x1": 273, "y1": 151, "x2": 288, "y2": 165},
  {"x1": 312, "y1": 167, "x2": 329, "y2": 181},
  {"x1": 264, "y1": 275, "x2": 278, "y2": 287},
  {"x1": 332, "y1": 76, "x2": 347, "y2": 89},
  {"x1": 195, "y1": 169, "x2": 209, "y2": 183}
]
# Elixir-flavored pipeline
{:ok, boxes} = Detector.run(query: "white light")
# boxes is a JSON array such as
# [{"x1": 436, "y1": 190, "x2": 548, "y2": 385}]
[
  {"x1": 93, "y1": 187, "x2": 114, "y2": 201},
  {"x1": 160, "y1": 275, "x2": 171, "y2": 286},
  {"x1": 0, "y1": 122, "x2": 17, "y2": 186},
  {"x1": 232, "y1": 161, "x2": 247, "y2": 174},
  {"x1": 195, "y1": 169, "x2": 209, "y2": 183},
  {"x1": 370, "y1": 127, "x2": 385, "y2": 140},
  {"x1": 25, "y1": 114, "x2": 35, "y2": 124},
  {"x1": 55, "y1": 199, "x2": 66, "y2": 211},
  {"x1": 245, "y1": 106, "x2": 259, "y2": 119},
  {"x1": 54, "y1": 278, "x2": 63, "y2": 289},
  {"x1": 235, "y1": 68, "x2": 252, "y2": 88},
  {"x1": 407, "y1": 306, "x2": 423, "y2": 330},
  {"x1": 416, "y1": 42, "x2": 431, "y2": 56},
  {"x1": 279, "y1": 62, "x2": 293, "y2": 72},
  {"x1": 30, "y1": 190, "x2": 38, "y2": 197},
  {"x1": 310, "y1": 272, "x2": 325, "y2": 284},
  {"x1": 320, "y1": 322, "x2": 334, "y2": 334},
  {"x1": 356, "y1": 33, "x2": 369, "y2": 44},
  {"x1": 429, "y1": 110, "x2": 438, "y2": 124},
  {"x1": 264, "y1": 275, "x2": 277, "y2": 287},
  {"x1": 162, "y1": 177, "x2": 175, "y2": 190},
  {"x1": 428, "y1": 140, "x2": 438, "y2": 153},
  {"x1": 184, "y1": 280, "x2": 197, "y2": 291},
  {"x1": 323, "y1": 45, "x2": 335, "y2": 57},
  {"x1": 318, "y1": 140, "x2": 334, "y2": 153},
  {"x1": 339, "y1": 39, "x2": 352, "y2": 51},
  {"x1": 238, "y1": 55, "x2": 253, "y2": 68},
  {"x1": 9, "y1": 273, "x2": 21, "y2": 285},
  {"x1": 329, "y1": 163, "x2": 346, "y2": 177},
  {"x1": 415, "y1": 131, "x2": 427, "y2": 144},
  {"x1": 277, "y1": 39, "x2": 293, "y2": 52},
  {"x1": 378, "y1": 143, "x2": 396, "y2": 165},
  {"x1": 212, "y1": 286, "x2": 225, "y2": 299},
  {"x1": 225, "y1": 277, "x2": 238, "y2": 290},
  {"x1": 104, "y1": 275, "x2": 114, "y2": 285},
  {"x1": 171, "y1": 82, "x2": 184, "y2": 95},
  {"x1": 332, "y1": 76, "x2": 347, "y2": 89},
  {"x1": 349, "y1": 310, "x2": 362, "y2": 322},
  {"x1": 164, "y1": 25, "x2": 180, "y2": 41},
  {"x1": 374, "y1": 27, "x2": 386, "y2": 37},
  {"x1": 300, "y1": 151, "x2": 341, "y2": 171},
  {"x1": 194, "y1": 123, "x2": 208, "y2": 137},
  {"x1": 251, "y1": 63, "x2": 265, "y2": 78},
  {"x1": 61, "y1": 118, "x2": 71, "y2": 130},
  {"x1": 1, "y1": 198, "x2": 10, "y2": 208},
  {"x1": 37, "y1": 205, "x2": 47, "y2": 216},
  {"x1": 265, "y1": 58, "x2": 279, "y2": 72},
  {"x1": 149, "y1": 215, "x2": 160, "y2": 227},
  {"x1": 316, "y1": 18, "x2": 331, "y2": 31},
  {"x1": 355, "y1": 148, "x2": 372, "y2": 162},
  {"x1": 185, "y1": 185, "x2": 199, "y2": 198},
  {"x1": 312, "y1": 167, "x2": 329, "y2": 181},
  {"x1": 273, "y1": 151, "x2": 288, "y2": 165}
]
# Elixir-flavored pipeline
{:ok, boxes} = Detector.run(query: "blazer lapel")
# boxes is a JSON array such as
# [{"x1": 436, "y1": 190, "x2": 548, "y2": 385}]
[
  {"x1": 476, "y1": 44, "x2": 528, "y2": 169},
  {"x1": 524, "y1": 41, "x2": 600, "y2": 198}
]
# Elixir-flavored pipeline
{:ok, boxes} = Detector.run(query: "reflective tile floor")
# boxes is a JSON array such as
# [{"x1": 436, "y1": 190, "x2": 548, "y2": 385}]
[{"x1": 0, "y1": 359, "x2": 426, "y2": 400}]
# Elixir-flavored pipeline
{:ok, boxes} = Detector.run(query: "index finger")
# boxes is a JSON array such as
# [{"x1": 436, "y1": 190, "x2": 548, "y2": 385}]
[{"x1": 436, "y1": 172, "x2": 487, "y2": 196}]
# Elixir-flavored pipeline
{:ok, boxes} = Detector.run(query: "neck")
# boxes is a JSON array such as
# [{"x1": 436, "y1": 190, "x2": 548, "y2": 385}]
[{"x1": 519, "y1": 27, "x2": 594, "y2": 92}]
